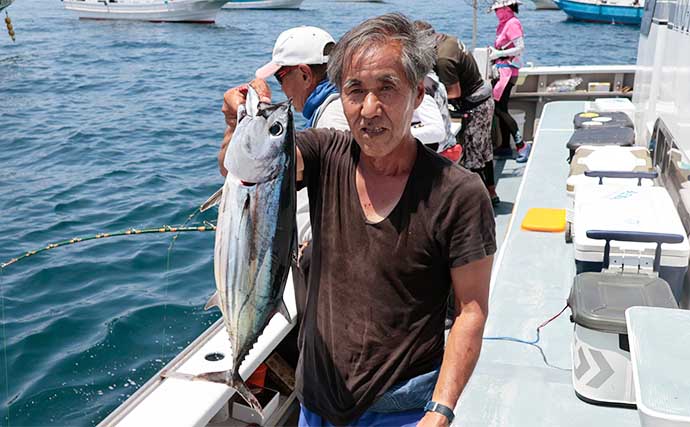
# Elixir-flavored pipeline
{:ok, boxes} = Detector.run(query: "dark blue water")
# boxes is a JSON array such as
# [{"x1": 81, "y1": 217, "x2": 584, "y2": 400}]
[{"x1": 0, "y1": 1, "x2": 638, "y2": 425}]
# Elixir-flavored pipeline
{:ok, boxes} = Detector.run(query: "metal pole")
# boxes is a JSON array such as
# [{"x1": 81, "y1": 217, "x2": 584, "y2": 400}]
[{"x1": 472, "y1": 0, "x2": 477, "y2": 51}]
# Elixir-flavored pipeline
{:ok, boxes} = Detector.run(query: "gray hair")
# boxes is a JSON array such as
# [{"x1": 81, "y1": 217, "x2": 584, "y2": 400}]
[{"x1": 327, "y1": 13, "x2": 437, "y2": 90}]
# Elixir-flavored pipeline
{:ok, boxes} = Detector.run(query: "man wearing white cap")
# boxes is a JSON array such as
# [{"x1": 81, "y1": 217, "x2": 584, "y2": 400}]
[{"x1": 255, "y1": 26, "x2": 349, "y2": 132}]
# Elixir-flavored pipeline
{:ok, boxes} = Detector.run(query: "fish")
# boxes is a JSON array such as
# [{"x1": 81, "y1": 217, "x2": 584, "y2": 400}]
[{"x1": 198, "y1": 86, "x2": 296, "y2": 414}]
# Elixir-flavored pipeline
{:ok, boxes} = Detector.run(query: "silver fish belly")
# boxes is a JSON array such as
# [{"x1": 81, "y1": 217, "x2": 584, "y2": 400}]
[{"x1": 198, "y1": 88, "x2": 295, "y2": 415}]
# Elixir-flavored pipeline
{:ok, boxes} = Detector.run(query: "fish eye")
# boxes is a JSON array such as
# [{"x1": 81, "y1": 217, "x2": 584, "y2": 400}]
[{"x1": 269, "y1": 122, "x2": 284, "y2": 137}]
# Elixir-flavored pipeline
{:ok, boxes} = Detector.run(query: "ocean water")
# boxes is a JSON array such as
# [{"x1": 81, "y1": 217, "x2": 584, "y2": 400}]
[{"x1": 0, "y1": 1, "x2": 638, "y2": 426}]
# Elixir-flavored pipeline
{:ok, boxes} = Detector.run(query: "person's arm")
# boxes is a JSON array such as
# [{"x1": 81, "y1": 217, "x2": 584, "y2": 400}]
[
  {"x1": 218, "y1": 79, "x2": 305, "y2": 181},
  {"x1": 445, "y1": 82, "x2": 461, "y2": 100},
  {"x1": 417, "y1": 255, "x2": 492, "y2": 427},
  {"x1": 489, "y1": 36, "x2": 525, "y2": 60},
  {"x1": 411, "y1": 94, "x2": 447, "y2": 145}
]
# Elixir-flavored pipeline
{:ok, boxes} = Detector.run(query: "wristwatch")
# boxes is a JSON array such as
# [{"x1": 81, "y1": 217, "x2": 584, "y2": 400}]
[{"x1": 424, "y1": 401, "x2": 455, "y2": 424}]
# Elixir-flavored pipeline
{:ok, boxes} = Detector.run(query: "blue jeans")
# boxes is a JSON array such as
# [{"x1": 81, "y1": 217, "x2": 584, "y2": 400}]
[
  {"x1": 298, "y1": 404, "x2": 425, "y2": 427},
  {"x1": 298, "y1": 366, "x2": 440, "y2": 426},
  {"x1": 368, "y1": 367, "x2": 439, "y2": 413}
]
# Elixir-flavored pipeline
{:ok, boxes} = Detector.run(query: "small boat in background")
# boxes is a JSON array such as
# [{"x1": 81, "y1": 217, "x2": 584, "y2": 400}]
[
  {"x1": 553, "y1": 0, "x2": 643, "y2": 25},
  {"x1": 530, "y1": 0, "x2": 559, "y2": 10},
  {"x1": 63, "y1": 0, "x2": 228, "y2": 23},
  {"x1": 0, "y1": 0, "x2": 14, "y2": 12},
  {"x1": 221, "y1": 0, "x2": 303, "y2": 9}
]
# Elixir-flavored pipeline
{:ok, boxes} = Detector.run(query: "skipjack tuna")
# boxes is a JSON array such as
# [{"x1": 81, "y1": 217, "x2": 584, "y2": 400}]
[{"x1": 200, "y1": 86, "x2": 296, "y2": 413}]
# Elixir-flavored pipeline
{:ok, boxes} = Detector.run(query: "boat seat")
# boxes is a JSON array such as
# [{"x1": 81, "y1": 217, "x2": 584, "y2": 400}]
[
  {"x1": 573, "y1": 111, "x2": 634, "y2": 129},
  {"x1": 566, "y1": 127, "x2": 635, "y2": 162},
  {"x1": 626, "y1": 306, "x2": 690, "y2": 426}
]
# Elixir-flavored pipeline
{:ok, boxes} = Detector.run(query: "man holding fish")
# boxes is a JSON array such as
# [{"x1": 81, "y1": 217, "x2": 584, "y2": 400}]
[{"x1": 218, "y1": 13, "x2": 495, "y2": 427}]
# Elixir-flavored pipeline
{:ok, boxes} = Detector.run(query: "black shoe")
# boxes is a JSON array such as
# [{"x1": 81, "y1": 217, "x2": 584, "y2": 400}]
[{"x1": 491, "y1": 195, "x2": 501, "y2": 207}]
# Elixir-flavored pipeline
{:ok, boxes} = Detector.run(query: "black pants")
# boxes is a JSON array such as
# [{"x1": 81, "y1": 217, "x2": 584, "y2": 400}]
[
  {"x1": 493, "y1": 77, "x2": 521, "y2": 149},
  {"x1": 471, "y1": 161, "x2": 495, "y2": 187}
]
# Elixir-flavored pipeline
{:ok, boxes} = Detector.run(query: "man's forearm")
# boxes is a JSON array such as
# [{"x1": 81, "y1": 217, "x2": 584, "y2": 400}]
[{"x1": 430, "y1": 309, "x2": 486, "y2": 410}]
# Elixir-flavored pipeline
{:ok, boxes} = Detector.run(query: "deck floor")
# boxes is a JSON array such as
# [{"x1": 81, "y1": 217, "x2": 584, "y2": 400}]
[{"x1": 454, "y1": 101, "x2": 641, "y2": 427}]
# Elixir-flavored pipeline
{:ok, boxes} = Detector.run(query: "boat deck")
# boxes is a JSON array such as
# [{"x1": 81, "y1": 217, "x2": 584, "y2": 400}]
[{"x1": 454, "y1": 101, "x2": 640, "y2": 426}]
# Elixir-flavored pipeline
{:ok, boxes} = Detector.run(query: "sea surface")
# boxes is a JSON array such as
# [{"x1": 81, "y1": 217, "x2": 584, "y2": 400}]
[{"x1": 0, "y1": 1, "x2": 638, "y2": 425}]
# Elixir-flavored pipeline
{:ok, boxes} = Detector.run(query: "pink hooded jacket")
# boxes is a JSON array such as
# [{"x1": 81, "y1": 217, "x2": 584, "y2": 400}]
[{"x1": 493, "y1": 6, "x2": 524, "y2": 100}]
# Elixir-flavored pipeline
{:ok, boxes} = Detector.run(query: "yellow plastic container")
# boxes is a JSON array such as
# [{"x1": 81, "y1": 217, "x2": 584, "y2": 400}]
[{"x1": 521, "y1": 208, "x2": 566, "y2": 232}]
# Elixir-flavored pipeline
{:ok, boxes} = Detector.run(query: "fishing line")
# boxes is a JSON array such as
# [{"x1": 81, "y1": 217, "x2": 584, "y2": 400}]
[
  {"x1": 162, "y1": 206, "x2": 204, "y2": 365},
  {"x1": 1, "y1": 267, "x2": 11, "y2": 427},
  {"x1": 0, "y1": 225, "x2": 216, "y2": 271},
  {"x1": 483, "y1": 304, "x2": 571, "y2": 371}
]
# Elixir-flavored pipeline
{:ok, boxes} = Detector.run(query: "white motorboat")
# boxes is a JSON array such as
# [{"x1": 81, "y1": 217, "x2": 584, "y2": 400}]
[
  {"x1": 63, "y1": 0, "x2": 229, "y2": 23},
  {"x1": 530, "y1": 0, "x2": 560, "y2": 9},
  {"x1": 0, "y1": 0, "x2": 14, "y2": 12},
  {"x1": 221, "y1": 0, "x2": 303, "y2": 9}
]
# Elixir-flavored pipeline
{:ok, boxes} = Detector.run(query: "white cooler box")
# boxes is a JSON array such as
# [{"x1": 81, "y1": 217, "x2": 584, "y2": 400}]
[
  {"x1": 593, "y1": 98, "x2": 635, "y2": 122},
  {"x1": 569, "y1": 231, "x2": 680, "y2": 408},
  {"x1": 627, "y1": 307, "x2": 690, "y2": 427},
  {"x1": 566, "y1": 145, "x2": 653, "y2": 225},
  {"x1": 573, "y1": 185, "x2": 690, "y2": 302}
]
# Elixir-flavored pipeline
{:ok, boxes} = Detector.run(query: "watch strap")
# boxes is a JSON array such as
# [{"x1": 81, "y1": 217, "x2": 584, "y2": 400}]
[{"x1": 424, "y1": 400, "x2": 455, "y2": 423}]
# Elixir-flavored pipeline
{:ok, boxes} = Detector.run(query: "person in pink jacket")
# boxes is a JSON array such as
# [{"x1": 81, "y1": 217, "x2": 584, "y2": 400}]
[{"x1": 490, "y1": 0, "x2": 530, "y2": 163}]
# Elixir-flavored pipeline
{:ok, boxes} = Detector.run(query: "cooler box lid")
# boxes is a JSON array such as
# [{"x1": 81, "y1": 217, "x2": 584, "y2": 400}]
[
  {"x1": 566, "y1": 127, "x2": 635, "y2": 151},
  {"x1": 574, "y1": 186, "x2": 690, "y2": 266},
  {"x1": 573, "y1": 111, "x2": 634, "y2": 129},
  {"x1": 569, "y1": 145, "x2": 651, "y2": 177},
  {"x1": 569, "y1": 272, "x2": 678, "y2": 334}
]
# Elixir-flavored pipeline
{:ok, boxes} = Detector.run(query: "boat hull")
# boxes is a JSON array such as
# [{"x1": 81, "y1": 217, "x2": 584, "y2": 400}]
[
  {"x1": 63, "y1": 0, "x2": 228, "y2": 23},
  {"x1": 554, "y1": 0, "x2": 643, "y2": 24},
  {"x1": 221, "y1": 0, "x2": 303, "y2": 9}
]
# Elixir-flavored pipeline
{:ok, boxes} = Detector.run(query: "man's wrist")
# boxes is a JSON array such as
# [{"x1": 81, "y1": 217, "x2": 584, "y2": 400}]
[{"x1": 424, "y1": 401, "x2": 455, "y2": 424}]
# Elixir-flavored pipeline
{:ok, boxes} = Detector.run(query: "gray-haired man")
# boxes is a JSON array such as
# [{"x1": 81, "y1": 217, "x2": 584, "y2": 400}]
[{"x1": 219, "y1": 13, "x2": 495, "y2": 427}]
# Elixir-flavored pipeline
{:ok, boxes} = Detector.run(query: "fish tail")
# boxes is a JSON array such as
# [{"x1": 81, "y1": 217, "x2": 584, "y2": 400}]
[
  {"x1": 194, "y1": 370, "x2": 263, "y2": 415},
  {"x1": 232, "y1": 375, "x2": 263, "y2": 414}
]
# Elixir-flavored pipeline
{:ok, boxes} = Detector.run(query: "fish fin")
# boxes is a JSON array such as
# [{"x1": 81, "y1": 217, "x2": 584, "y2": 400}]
[
  {"x1": 200, "y1": 186, "x2": 223, "y2": 212},
  {"x1": 277, "y1": 299, "x2": 292, "y2": 323},
  {"x1": 160, "y1": 370, "x2": 196, "y2": 381},
  {"x1": 204, "y1": 292, "x2": 220, "y2": 310}
]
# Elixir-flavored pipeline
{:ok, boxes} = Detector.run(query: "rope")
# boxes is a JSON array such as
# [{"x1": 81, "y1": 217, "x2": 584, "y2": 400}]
[
  {"x1": 483, "y1": 304, "x2": 571, "y2": 371},
  {"x1": 0, "y1": 224, "x2": 216, "y2": 270}
]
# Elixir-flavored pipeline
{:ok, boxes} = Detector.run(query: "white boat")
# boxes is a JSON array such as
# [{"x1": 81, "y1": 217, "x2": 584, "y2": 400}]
[
  {"x1": 63, "y1": 0, "x2": 229, "y2": 23},
  {"x1": 0, "y1": 0, "x2": 14, "y2": 12},
  {"x1": 531, "y1": 0, "x2": 560, "y2": 9},
  {"x1": 221, "y1": 0, "x2": 303, "y2": 9},
  {"x1": 99, "y1": 1, "x2": 690, "y2": 425}
]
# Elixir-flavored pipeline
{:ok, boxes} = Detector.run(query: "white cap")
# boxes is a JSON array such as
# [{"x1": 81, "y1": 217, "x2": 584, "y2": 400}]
[
  {"x1": 491, "y1": 0, "x2": 522, "y2": 10},
  {"x1": 255, "y1": 26, "x2": 335, "y2": 79}
]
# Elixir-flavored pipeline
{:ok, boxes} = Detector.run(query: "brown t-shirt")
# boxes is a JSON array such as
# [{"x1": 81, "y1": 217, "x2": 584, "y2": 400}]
[
  {"x1": 295, "y1": 128, "x2": 496, "y2": 425},
  {"x1": 435, "y1": 34, "x2": 485, "y2": 103}
]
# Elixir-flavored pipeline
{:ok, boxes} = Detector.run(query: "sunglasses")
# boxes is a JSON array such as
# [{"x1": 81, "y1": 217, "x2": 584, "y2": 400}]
[{"x1": 275, "y1": 66, "x2": 298, "y2": 84}]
